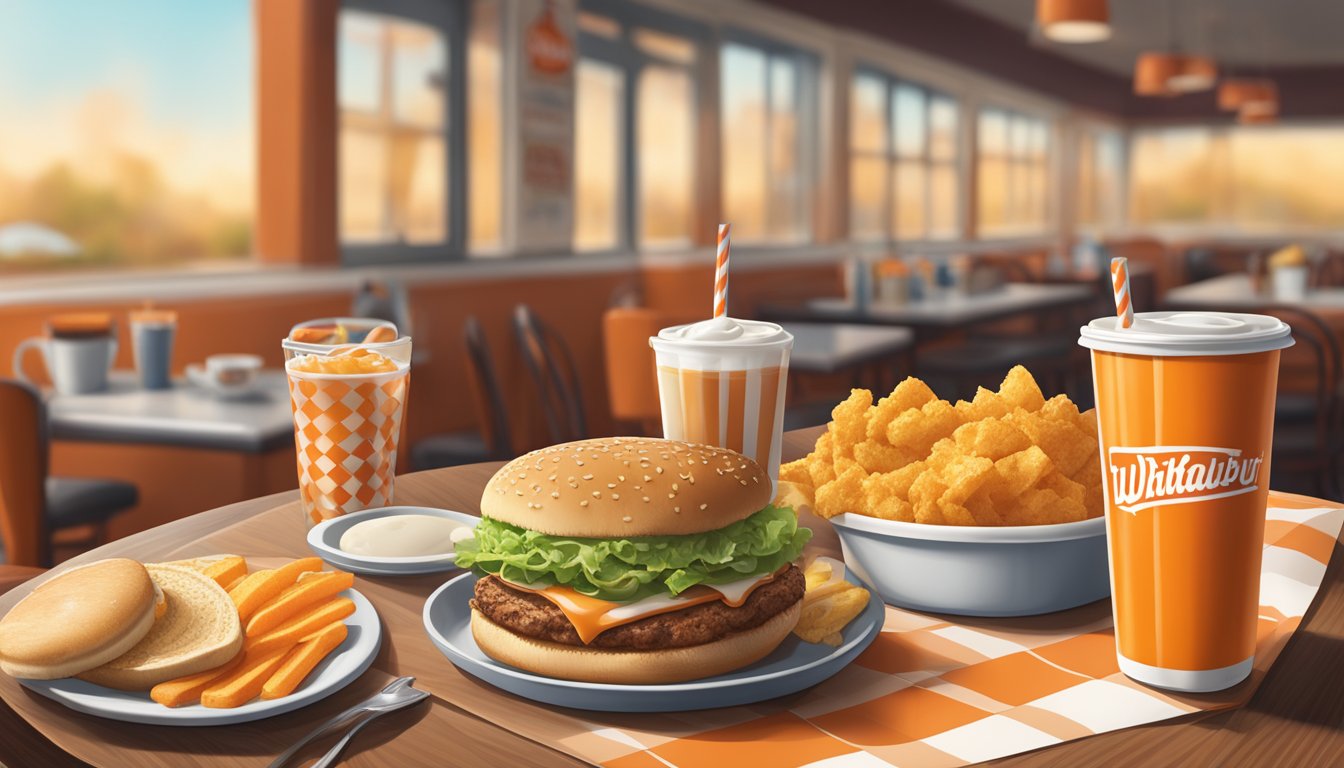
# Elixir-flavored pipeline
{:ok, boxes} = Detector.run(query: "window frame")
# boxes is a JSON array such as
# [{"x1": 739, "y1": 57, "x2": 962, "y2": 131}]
[
  {"x1": 848, "y1": 64, "x2": 962, "y2": 245},
  {"x1": 975, "y1": 105, "x2": 1052, "y2": 238},
  {"x1": 575, "y1": 0, "x2": 710, "y2": 255},
  {"x1": 1074, "y1": 122, "x2": 1126, "y2": 233},
  {"x1": 339, "y1": 0, "x2": 467, "y2": 266},
  {"x1": 719, "y1": 27, "x2": 820, "y2": 247}
]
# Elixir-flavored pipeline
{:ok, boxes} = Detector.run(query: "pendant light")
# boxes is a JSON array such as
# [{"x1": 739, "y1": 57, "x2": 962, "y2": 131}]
[
  {"x1": 1134, "y1": 53, "x2": 1179, "y2": 96},
  {"x1": 1167, "y1": 54, "x2": 1217, "y2": 92},
  {"x1": 1218, "y1": 79, "x2": 1277, "y2": 112},
  {"x1": 1036, "y1": 0, "x2": 1111, "y2": 43}
]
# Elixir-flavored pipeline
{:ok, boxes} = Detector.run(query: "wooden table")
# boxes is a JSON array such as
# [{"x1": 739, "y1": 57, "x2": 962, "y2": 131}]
[
  {"x1": 1165, "y1": 273, "x2": 1344, "y2": 311},
  {"x1": 3, "y1": 427, "x2": 1343, "y2": 767}
]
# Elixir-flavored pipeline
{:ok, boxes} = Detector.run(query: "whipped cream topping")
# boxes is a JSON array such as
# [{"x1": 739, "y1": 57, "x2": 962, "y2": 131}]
[
  {"x1": 1079, "y1": 311, "x2": 1292, "y2": 356},
  {"x1": 656, "y1": 316, "x2": 791, "y2": 345}
]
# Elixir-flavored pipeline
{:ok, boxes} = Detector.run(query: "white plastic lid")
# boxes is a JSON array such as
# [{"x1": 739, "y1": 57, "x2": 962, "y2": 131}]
[
  {"x1": 1078, "y1": 311, "x2": 1293, "y2": 357},
  {"x1": 654, "y1": 316, "x2": 792, "y2": 347}
]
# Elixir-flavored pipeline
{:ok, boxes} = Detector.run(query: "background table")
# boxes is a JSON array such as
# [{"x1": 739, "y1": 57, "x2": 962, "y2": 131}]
[
  {"x1": 1165, "y1": 273, "x2": 1344, "y2": 311},
  {"x1": 3, "y1": 427, "x2": 1343, "y2": 767},
  {"x1": 47, "y1": 371, "x2": 299, "y2": 539},
  {"x1": 50, "y1": 371, "x2": 294, "y2": 452},
  {"x1": 761, "y1": 283, "x2": 1092, "y2": 336}
]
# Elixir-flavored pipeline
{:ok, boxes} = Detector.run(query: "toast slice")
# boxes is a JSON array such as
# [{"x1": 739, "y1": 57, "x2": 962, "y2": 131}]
[{"x1": 78, "y1": 564, "x2": 243, "y2": 691}]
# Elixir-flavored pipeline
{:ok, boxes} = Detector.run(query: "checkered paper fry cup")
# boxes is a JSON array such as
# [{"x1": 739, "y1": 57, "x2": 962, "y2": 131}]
[{"x1": 288, "y1": 367, "x2": 408, "y2": 525}]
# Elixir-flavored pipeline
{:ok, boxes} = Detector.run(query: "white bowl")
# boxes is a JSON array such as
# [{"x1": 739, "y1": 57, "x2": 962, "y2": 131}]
[{"x1": 828, "y1": 512, "x2": 1109, "y2": 616}]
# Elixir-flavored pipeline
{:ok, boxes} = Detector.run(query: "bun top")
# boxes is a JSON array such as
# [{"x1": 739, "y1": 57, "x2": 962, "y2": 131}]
[
  {"x1": 0, "y1": 558, "x2": 156, "y2": 671},
  {"x1": 480, "y1": 437, "x2": 772, "y2": 537}
]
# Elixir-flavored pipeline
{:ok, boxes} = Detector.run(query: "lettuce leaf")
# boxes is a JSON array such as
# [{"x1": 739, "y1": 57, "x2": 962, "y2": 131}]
[{"x1": 454, "y1": 505, "x2": 811, "y2": 602}]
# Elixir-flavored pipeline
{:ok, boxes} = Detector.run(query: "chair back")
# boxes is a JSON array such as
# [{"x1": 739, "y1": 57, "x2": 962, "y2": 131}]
[
  {"x1": 462, "y1": 316, "x2": 513, "y2": 459},
  {"x1": 602, "y1": 308, "x2": 665, "y2": 426},
  {"x1": 1263, "y1": 305, "x2": 1342, "y2": 452},
  {"x1": 974, "y1": 252, "x2": 1038, "y2": 284},
  {"x1": 0, "y1": 380, "x2": 48, "y2": 567},
  {"x1": 513, "y1": 305, "x2": 588, "y2": 444}
]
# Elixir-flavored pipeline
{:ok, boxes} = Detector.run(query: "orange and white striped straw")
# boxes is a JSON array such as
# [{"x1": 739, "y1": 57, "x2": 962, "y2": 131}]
[
  {"x1": 714, "y1": 223, "x2": 731, "y2": 318},
  {"x1": 1111, "y1": 257, "x2": 1134, "y2": 328}
]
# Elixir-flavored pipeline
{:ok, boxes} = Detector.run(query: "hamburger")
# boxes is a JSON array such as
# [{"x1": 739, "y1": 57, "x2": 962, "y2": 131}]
[{"x1": 455, "y1": 437, "x2": 812, "y2": 685}]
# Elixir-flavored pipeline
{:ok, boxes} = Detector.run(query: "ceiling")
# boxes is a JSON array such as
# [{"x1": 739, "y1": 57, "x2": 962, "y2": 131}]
[{"x1": 944, "y1": 0, "x2": 1344, "y2": 75}]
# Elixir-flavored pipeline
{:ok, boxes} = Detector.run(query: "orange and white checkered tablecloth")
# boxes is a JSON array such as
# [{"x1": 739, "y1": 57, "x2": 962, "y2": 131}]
[{"x1": 546, "y1": 493, "x2": 1342, "y2": 768}]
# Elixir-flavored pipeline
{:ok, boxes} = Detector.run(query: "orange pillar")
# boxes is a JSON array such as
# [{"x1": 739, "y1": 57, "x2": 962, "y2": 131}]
[{"x1": 255, "y1": 0, "x2": 339, "y2": 265}]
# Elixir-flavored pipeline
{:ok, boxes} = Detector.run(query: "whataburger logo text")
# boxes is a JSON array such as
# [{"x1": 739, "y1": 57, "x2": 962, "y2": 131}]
[{"x1": 1107, "y1": 446, "x2": 1264, "y2": 514}]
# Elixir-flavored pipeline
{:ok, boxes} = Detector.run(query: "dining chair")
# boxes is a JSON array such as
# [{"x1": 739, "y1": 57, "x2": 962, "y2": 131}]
[
  {"x1": 1261, "y1": 306, "x2": 1342, "y2": 500},
  {"x1": 513, "y1": 305, "x2": 589, "y2": 444},
  {"x1": 0, "y1": 380, "x2": 138, "y2": 567},
  {"x1": 410, "y1": 316, "x2": 515, "y2": 470},
  {"x1": 602, "y1": 307, "x2": 665, "y2": 435}
]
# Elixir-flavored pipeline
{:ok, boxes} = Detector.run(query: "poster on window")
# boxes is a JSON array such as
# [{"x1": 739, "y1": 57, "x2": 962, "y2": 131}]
[{"x1": 515, "y1": 0, "x2": 575, "y2": 252}]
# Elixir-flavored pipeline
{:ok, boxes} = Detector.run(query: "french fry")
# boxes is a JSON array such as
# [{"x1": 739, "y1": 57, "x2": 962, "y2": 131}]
[
  {"x1": 246, "y1": 571, "x2": 355, "y2": 637},
  {"x1": 150, "y1": 652, "x2": 245, "y2": 708},
  {"x1": 231, "y1": 557, "x2": 324, "y2": 623},
  {"x1": 202, "y1": 556, "x2": 247, "y2": 590},
  {"x1": 245, "y1": 597, "x2": 356, "y2": 658},
  {"x1": 260, "y1": 621, "x2": 348, "y2": 700},
  {"x1": 200, "y1": 648, "x2": 290, "y2": 709},
  {"x1": 223, "y1": 574, "x2": 248, "y2": 593},
  {"x1": 290, "y1": 325, "x2": 342, "y2": 344},
  {"x1": 364, "y1": 325, "x2": 397, "y2": 343}
]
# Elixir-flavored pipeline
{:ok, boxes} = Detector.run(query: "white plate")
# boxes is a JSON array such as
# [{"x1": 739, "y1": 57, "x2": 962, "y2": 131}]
[
  {"x1": 19, "y1": 589, "x2": 381, "y2": 726},
  {"x1": 307, "y1": 506, "x2": 477, "y2": 576},
  {"x1": 422, "y1": 571, "x2": 883, "y2": 712},
  {"x1": 829, "y1": 512, "x2": 1109, "y2": 616}
]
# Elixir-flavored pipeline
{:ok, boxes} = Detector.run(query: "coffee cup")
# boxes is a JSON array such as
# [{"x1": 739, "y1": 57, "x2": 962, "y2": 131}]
[{"x1": 13, "y1": 313, "x2": 117, "y2": 395}]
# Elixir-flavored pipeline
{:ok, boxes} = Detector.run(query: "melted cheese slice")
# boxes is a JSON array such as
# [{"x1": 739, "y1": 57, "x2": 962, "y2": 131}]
[{"x1": 501, "y1": 571, "x2": 778, "y2": 644}]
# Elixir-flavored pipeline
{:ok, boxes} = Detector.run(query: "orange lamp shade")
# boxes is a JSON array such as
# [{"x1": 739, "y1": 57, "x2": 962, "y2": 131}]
[
  {"x1": 1167, "y1": 55, "x2": 1218, "y2": 93},
  {"x1": 1134, "y1": 53, "x2": 1179, "y2": 96},
  {"x1": 1219, "y1": 79, "x2": 1278, "y2": 111},
  {"x1": 1239, "y1": 98, "x2": 1279, "y2": 124},
  {"x1": 1037, "y1": 0, "x2": 1111, "y2": 43}
]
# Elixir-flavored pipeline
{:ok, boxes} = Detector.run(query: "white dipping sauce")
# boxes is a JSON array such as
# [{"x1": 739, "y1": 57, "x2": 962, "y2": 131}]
[{"x1": 339, "y1": 515, "x2": 472, "y2": 557}]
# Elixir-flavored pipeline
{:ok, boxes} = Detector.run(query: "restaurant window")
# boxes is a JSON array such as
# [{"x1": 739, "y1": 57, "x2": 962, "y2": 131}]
[
  {"x1": 467, "y1": 0, "x2": 504, "y2": 254},
  {"x1": 977, "y1": 108, "x2": 1050, "y2": 237},
  {"x1": 849, "y1": 70, "x2": 960, "y2": 242},
  {"x1": 1076, "y1": 126, "x2": 1123, "y2": 232},
  {"x1": 1130, "y1": 125, "x2": 1344, "y2": 231},
  {"x1": 336, "y1": 0, "x2": 462, "y2": 260},
  {"x1": 0, "y1": 1, "x2": 253, "y2": 272},
  {"x1": 721, "y1": 38, "x2": 817, "y2": 244},
  {"x1": 574, "y1": 2, "x2": 703, "y2": 252}
]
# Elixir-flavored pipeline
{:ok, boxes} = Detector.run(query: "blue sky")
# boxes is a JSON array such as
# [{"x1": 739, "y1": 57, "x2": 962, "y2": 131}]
[{"x1": 0, "y1": 0, "x2": 251, "y2": 130}]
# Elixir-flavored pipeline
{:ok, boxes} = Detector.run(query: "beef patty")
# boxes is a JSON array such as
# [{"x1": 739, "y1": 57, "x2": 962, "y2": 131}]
[{"x1": 471, "y1": 565, "x2": 805, "y2": 650}]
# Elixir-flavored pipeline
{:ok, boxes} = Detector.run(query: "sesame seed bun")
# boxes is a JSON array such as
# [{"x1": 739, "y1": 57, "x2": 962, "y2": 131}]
[
  {"x1": 480, "y1": 437, "x2": 772, "y2": 537},
  {"x1": 0, "y1": 559, "x2": 157, "y2": 680}
]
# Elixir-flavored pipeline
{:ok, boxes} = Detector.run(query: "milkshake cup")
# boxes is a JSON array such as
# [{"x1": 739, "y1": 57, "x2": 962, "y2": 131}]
[
  {"x1": 650, "y1": 317, "x2": 793, "y2": 493},
  {"x1": 283, "y1": 324, "x2": 411, "y2": 526},
  {"x1": 1079, "y1": 310, "x2": 1293, "y2": 692}
]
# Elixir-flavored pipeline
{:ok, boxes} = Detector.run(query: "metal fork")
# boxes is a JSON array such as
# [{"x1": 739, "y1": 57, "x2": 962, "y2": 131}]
[{"x1": 268, "y1": 676, "x2": 430, "y2": 768}]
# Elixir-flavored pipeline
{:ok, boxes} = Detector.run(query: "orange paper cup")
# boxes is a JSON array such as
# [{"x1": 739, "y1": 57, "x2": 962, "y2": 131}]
[{"x1": 1080, "y1": 311, "x2": 1292, "y2": 692}]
